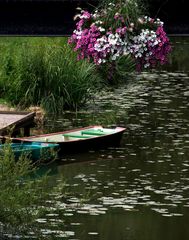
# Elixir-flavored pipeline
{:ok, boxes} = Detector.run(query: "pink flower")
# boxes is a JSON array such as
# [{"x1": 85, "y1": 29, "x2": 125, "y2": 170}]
[{"x1": 82, "y1": 11, "x2": 91, "y2": 20}]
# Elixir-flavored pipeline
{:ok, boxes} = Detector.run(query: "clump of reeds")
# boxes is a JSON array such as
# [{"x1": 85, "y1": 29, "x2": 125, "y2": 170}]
[{"x1": 0, "y1": 37, "x2": 101, "y2": 114}]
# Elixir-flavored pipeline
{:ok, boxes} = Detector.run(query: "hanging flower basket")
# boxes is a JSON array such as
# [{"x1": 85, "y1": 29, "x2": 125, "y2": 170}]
[{"x1": 68, "y1": 1, "x2": 172, "y2": 72}]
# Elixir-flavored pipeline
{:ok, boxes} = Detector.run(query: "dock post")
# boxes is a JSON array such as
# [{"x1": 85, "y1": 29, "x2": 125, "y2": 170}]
[{"x1": 24, "y1": 127, "x2": 30, "y2": 137}]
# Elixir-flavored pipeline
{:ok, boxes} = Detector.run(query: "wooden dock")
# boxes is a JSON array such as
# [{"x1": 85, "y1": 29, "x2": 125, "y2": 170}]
[{"x1": 0, "y1": 111, "x2": 35, "y2": 137}]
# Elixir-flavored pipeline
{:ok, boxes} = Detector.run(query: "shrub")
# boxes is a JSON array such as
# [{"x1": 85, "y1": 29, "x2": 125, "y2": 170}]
[{"x1": 0, "y1": 142, "x2": 51, "y2": 237}]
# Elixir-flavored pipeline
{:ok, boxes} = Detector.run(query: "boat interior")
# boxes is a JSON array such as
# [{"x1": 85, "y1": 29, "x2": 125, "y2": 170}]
[{"x1": 25, "y1": 128, "x2": 116, "y2": 142}]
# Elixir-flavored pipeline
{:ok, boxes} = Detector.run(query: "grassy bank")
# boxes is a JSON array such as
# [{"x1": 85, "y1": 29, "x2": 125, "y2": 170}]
[{"x1": 0, "y1": 37, "x2": 101, "y2": 114}]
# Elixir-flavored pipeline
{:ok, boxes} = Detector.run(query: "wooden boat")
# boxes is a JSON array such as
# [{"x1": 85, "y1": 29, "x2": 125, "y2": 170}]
[
  {"x1": 0, "y1": 142, "x2": 59, "y2": 161},
  {"x1": 12, "y1": 126, "x2": 126, "y2": 154}
]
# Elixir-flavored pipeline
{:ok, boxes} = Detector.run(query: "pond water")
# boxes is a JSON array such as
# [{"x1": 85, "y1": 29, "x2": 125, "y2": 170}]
[{"x1": 35, "y1": 37, "x2": 189, "y2": 239}]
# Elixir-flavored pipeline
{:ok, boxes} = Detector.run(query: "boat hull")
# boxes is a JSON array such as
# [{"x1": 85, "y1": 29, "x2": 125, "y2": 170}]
[
  {"x1": 57, "y1": 130, "x2": 124, "y2": 153},
  {"x1": 0, "y1": 143, "x2": 59, "y2": 161}
]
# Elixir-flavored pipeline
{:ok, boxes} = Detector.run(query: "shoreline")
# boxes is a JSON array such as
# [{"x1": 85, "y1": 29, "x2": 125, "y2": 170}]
[{"x1": 0, "y1": 103, "x2": 15, "y2": 112}]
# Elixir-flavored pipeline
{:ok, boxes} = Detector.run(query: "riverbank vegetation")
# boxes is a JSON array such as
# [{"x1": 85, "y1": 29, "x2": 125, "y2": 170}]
[
  {"x1": 0, "y1": 37, "x2": 101, "y2": 114},
  {"x1": 0, "y1": 143, "x2": 48, "y2": 237}
]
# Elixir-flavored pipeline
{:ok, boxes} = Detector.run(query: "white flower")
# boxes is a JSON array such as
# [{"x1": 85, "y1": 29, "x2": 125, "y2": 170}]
[
  {"x1": 108, "y1": 3, "x2": 115, "y2": 6},
  {"x1": 127, "y1": 28, "x2": 133, "y2": 32},
  {"x1": 108, "y1": 35, "x2": 118, "y2": 45},
  {"x1": 111, "y1": 55, "x2": 117, "y2": 61},
  {"x1": 95, "y1": 20, "x2": 103, "y2": 25},
  {"x1": 144, "y1": 63, "x2": 150, "y2": 68},
  {"x1": 92, "y1": 13, "x2": 97, "y2": 19},
  {"x1": 73, "y1": 29, "x2": 82, "y2": 39},
  {"x1": 138, "y1": 17, "x2": 144, "y2": 24},
  {"x1": 98, "y1": 27, "x2": 105, "y2": 32},
  {"x1": 123, "y1": 51, "x2": 129, "y2": 56},
  {"x1": 154, "y1": 19, "x2": 164, "y2": 26},
  {"x1": 73, "y1": 14, "x2": 81, "y2": 21}
]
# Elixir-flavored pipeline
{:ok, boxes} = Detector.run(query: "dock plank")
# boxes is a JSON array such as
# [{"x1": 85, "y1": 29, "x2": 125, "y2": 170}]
[
  {"x1": 0, "y1": 114, "x2": 25, "y2": 128},
  {"x1": 0, "y1": 111, "x2": 35, "y2": 136}
]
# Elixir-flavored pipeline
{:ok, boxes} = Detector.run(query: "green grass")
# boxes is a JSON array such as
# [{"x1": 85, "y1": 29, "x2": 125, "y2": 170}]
[{"x1": 0, "y1": 98, "x2": 7, "y2": 104}]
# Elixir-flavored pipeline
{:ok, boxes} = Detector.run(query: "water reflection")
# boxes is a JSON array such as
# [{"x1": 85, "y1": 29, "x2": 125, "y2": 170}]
[{"x1": 33, "y1": 38, "x2": 189, "y2": 239}]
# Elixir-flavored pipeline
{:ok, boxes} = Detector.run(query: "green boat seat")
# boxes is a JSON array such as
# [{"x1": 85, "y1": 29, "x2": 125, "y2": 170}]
[
  {"x1": 63, "y1": 134, "x2": 91, "y2": 138},
  {"x1": 81, "y1": 129, "x2": 107, "y2": 136}
]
